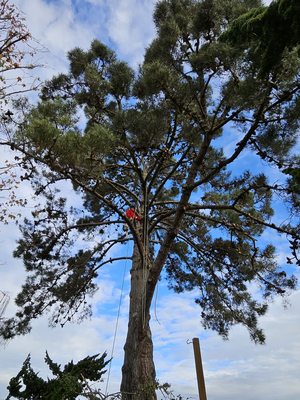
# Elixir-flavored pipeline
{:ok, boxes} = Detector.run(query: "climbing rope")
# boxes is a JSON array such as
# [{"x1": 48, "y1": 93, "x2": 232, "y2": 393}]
[
  {"x1": 153, "y1": 282, "x2": 161, "y2": 325},
  {"x1": 141, "y1": 182, "x2": 149, "y2": 329},
  {"x1": 105, "y1": 242, "x2": 129, "y2": 396}
]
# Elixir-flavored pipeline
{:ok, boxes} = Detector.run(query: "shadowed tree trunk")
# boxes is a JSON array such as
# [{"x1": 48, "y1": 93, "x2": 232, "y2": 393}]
[{"x1": 121, "y1": 228, "x2": 157, "y2": 400}]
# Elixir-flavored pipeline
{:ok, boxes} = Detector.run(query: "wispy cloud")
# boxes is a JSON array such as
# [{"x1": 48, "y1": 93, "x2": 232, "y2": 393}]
[
  {"x1": 101, "y1": 0, "x2": 155, "y2": 66},
  {"x1": 152, "y1": 289, "x2": 300, "y2": 399},
  {"x1": 13, "y1": 0, "x2": 97, "y2": 78},
  {"x1": 13, "y1": 0, "x2": 155, "y2": 79}
]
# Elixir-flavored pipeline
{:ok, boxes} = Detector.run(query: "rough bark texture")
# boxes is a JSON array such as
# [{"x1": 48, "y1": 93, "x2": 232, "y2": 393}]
[{"x1": 121, "y1": 234, "x2": 157, "y2": 400}]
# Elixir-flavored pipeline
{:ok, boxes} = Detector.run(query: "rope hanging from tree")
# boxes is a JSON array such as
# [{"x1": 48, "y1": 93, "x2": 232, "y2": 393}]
[{"x1": 104, "y1": 242, "x2": 129, "y2": 396}]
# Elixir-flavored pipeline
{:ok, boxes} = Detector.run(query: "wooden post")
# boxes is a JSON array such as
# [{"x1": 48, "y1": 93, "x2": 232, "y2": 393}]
[{"x1": 192, "y1": 337, "x2": 207, "y2": 400}]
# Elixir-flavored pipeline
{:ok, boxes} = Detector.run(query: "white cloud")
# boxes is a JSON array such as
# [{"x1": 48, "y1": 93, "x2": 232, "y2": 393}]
[
  {"x1": 0, "y1": 313, "x2": 121, "y2": 394},
  {"x1": 0, "y1": 252, "x2": 128, "y2": 397},
  {"x1": 2, "y1": 280, "x2": 299, "y2": 399},
  {"x1": 151, "y1": 289, "x2": 300, "y2": 399},
  {"x1": 12, "y1": 0, "x2": 155, "y2": 79},
  {"x1": 104, "y1": 0, "x2": 155, "y2": 66},
  {"x1": 83, "y1": 0, "x2": 156, "y2": 66},
  {"x1": 13, "y1": 0, "x2": 102, "y2": 80}
]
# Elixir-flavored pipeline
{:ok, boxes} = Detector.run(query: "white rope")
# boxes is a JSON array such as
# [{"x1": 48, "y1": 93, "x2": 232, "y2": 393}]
[
  {"x1": 105, "y1": 242, "x2": 129, "y2": 396},
  {"x1": 141, "y1": 183, "x2": 149, "y2": 328},
  {"x1": 154, "y1": 281, "x2": 161, "y2": 325}
]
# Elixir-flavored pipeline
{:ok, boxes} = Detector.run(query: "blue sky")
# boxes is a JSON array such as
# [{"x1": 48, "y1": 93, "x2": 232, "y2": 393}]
[{"x1": 1, "y1": 1, "x2": 300, "y2": 399}]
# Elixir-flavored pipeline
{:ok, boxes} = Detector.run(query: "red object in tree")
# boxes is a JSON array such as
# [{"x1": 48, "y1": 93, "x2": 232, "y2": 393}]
[{"x1": 126, "y1": 208, "x2": 142, "y2": 221}]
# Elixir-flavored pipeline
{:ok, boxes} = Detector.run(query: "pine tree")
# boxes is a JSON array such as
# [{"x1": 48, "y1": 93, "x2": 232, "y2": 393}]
[
  {"x1": 221, "y1": 0, "x2": 300, "y2": 75},
  {"x1": 1, "y1": 1, "x2": 300, "y2": 399}
]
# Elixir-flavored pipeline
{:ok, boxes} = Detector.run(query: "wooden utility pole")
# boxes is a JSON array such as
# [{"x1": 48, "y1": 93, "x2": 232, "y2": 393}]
[{"x1": 192, "y1": 337, "x2": 207, "y2": 400}]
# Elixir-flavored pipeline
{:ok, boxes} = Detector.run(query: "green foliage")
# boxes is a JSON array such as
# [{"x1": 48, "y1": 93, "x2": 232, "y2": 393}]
[
  {"x1": 222, "y1": 0, "x2": 300, "y2": 75},
  {"x1": 283, "y1": 164, "x2": 300, "y2": 211},
  {"x1": 6, "y1": 352, "x2": 109, "y2": 399},
  {"x1": 283, "y1": 167, "x2": 300, "y2": 194},
  {"x1": 1, "y1": 0, "x2": 299, "y2": 347}
]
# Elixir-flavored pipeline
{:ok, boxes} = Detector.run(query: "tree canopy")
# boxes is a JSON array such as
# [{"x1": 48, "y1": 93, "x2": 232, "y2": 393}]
[
  {"x1": 221, "y1": 0, "x2": 300, "y2": 75},
  {"x1": 0, "y1": 0, "x2": 299, "y2": 398}
]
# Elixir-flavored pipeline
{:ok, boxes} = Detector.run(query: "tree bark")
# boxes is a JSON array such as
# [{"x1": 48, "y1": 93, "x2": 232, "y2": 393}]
[{"x1": 121, "y1": 236, "x2": 157, "y2": 400}]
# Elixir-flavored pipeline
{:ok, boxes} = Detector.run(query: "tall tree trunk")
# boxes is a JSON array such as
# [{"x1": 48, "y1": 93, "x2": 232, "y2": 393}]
[{"x1": 120, "y1": 236, "x2": 157, "y2": 400}]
